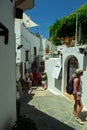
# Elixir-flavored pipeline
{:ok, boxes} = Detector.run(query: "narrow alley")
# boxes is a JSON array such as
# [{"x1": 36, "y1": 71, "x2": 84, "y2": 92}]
[{"x1": 20, "y1": 86, "x2": 87, "y2": 130}]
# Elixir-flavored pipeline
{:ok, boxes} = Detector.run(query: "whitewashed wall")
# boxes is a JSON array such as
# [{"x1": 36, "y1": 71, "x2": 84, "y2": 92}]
[
  {"x1": 0, "y1": 0, "x2": 16, "y2": 129},
  {"x1": 21, "y1": 24, "x2": 41, "y2": 77},
  {"x1": 46, "y1": 45, "x2": 87, "y2": 110},
  {"x1": 42, "y1": 38, "x2": 52, "y2": 56},
  {"x1": 21, "y1": 24, "x2": 40, "y2": 58},
  {"x1": 82, "y1": 71, "x2": 87, "y2": 110},
  {"x1": 15, "y1": 22, "x2": 40, "y2": 78},
  {"x1": 15, "y1": 22, "x2": 52, "y2": 78},
  {"x1": 45, "y1": 58, "x2": 62, "y2": 95},
  {"x1": 62, "y1": 46, "x2": 84, "y2": 93}
]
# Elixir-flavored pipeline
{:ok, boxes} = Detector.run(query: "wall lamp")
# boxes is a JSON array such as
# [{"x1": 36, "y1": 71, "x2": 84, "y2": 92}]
[
  {"x1": 79, "y1": 48, "x2": 87, "y2": 56},
  {"x1": 17, "y1": 44, "x2": 23, "y2": 49}
]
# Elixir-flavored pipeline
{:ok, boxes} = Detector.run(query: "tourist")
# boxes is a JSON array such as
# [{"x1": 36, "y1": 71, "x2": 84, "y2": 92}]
[{"x1": 73, "y1": 68, "x2": 84, "y2": 125}]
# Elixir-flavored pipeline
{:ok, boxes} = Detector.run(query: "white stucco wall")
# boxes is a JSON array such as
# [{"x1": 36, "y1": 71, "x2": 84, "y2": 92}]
[
  {"x1": 15, "y1": 22, "x2": 41, "y2": 60},
  {"x1": 15, "y1": 21, "x2": 52, "y2": 79},
  {"x1": 21, "y1": 24, "x2": 41, "y2": 77},
  {"x1": 45, "y1": 58, "x2": 62, "y2": 95},
  {"x1": 15, "y1": 21, "x2": 22, "y2": 63},
  {"x1": 62, "y1": 46, "x2": 84, "y2": 92},
  {"x1": 0, "y1": 0, "x2": 16, "y2": 129},
  {"x1": 82, "y1": 71, "x2": 87, "y2": 110},
  {"x1": 46, "y1": 45, "x2": 87, "y2": 110},
  {"x1": 21, "y1": 24, "x2": 40, "y2": 57},
  {"x1": 15, "y1": 22, "x2": 41, "y2": 78},
  {"x1": 63, "y1": 46, "x2": 87, "y2": 110}
]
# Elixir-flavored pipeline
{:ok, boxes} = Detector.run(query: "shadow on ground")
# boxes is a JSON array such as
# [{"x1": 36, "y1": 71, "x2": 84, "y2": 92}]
[
  {"x1": 80, "y1": 111, "x2": 87, "y2": 121},
  {"x1": 20, "y1": 91, "x2": 75, "y2": 130}
]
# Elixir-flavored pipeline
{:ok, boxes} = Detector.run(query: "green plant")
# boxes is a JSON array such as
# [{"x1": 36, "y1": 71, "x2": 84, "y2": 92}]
[{"x1": 48, "y1": 2, "x2": 87, "y2": 45}]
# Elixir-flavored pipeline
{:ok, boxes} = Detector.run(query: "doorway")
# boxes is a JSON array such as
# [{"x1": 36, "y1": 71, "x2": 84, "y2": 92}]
[
  {"x1": 67, "y1": 56, "x2": 78, "y2": 83},
  {"x1": 64, "y1": 56, "x2": 78, "y2": 102}
]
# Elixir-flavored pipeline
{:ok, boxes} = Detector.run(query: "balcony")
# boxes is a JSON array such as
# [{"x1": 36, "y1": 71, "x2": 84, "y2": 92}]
[{"x1": 14, "y1": 0, "x2": 34, "y2": 10}]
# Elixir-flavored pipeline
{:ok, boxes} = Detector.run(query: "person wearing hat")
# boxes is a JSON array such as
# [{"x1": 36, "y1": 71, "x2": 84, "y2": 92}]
[{"x1": 73, "y1": 68, "x2": 84, "y2": 125}]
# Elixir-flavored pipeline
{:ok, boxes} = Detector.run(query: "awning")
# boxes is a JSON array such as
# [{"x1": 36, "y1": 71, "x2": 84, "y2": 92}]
[{"x1": 22, "y1": 13, "x2": 38, "y2": 28}]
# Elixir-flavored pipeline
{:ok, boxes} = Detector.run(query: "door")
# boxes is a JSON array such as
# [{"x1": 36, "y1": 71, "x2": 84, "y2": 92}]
[{"x1": 67, "y1": 56, "x2": 78, "y2": 83}]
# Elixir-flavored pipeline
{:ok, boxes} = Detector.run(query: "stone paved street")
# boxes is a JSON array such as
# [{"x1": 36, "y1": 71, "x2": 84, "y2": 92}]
[{"x1": 20, "y1": 86, "x2": 87, "y2": 130}]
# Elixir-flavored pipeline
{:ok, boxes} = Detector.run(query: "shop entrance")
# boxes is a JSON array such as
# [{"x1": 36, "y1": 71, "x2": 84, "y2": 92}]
[
  {"x1": 67, "y1": 56, "x2": 78, "y2": 83},
  {"x1": 64, "y1": 56, "x2": 78, "y2": 102}
]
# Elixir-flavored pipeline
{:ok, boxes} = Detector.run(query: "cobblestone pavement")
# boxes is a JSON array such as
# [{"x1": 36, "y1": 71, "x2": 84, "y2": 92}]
[{"x1": 20, "y1": 86, "x2": 87, "y2": 130}]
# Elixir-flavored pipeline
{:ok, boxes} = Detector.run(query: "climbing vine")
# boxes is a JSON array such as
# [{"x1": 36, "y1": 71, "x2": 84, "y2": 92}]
[{"x1": 48, "y1": 3, "x2": 87, "y2": 45}]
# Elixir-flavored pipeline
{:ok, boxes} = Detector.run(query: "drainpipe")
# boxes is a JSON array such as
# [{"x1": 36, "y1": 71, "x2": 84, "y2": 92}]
[{"x1": 75, "y1": 13, "x2": 78, "y2": 46}]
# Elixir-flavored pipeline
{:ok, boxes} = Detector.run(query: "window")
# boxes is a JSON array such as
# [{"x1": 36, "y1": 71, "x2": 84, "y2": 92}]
[
  {"x1": 25, "y1": 50, "x2": 29, "y2": 61},
  {"x1": 34, "y1": 47, "x2": 37, "y2": 56}
]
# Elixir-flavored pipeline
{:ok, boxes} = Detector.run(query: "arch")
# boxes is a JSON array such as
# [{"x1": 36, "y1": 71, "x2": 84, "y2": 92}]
[{"x1": 63, "y1": 55, "x2": 79, "y2": 93}]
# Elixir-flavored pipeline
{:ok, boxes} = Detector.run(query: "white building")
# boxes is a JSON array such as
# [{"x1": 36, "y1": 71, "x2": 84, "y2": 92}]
[
  {"x1": 15, "y1": 14, "x2": 52, "y2": 80},
  {"x1": 46, "y1": 45, "x2": 87, "y2": 110},
  {"x1": 0, "y1": 0, "x2": 34, "y2": 129}
]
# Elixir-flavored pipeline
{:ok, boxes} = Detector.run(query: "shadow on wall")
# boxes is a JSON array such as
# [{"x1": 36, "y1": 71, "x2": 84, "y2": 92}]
[
  {"x1": 83, "y1": 56, "x2": 87, "y2": 71},
  {"x1": 2, "y1": 117, "x2": 12, "y2": 130},
  {"x1": 55, "y1": 78, "x2": 62, "y2": 91}
]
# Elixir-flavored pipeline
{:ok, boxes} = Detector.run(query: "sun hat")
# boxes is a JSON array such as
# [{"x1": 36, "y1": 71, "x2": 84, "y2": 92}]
[{"x1": 76, "y1": 68, "x2": 83, "y2": 75}]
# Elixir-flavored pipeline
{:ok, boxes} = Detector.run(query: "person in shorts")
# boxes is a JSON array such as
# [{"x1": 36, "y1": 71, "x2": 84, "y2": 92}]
[
  {"x1": 41, "y1": 71, "x2": 48, "y2": 90},
  {"x1": 73, "y1": 68, "x2": 84, "y2": 125}
]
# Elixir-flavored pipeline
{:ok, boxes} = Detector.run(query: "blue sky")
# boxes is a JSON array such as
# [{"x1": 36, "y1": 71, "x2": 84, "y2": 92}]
[{"x1": 25, "y1": 0, "x2": 87, "y2": 39}]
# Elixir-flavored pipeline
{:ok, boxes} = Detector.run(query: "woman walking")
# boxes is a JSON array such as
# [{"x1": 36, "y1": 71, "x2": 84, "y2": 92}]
[{"x1": 73, "y1": 68, "x2": 84, "y2": 125}]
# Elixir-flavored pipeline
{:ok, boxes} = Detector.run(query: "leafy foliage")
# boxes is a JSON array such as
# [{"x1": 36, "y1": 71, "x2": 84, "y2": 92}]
[{"x1": 48, "y1": 2, "x2": 87, "y2": 45}]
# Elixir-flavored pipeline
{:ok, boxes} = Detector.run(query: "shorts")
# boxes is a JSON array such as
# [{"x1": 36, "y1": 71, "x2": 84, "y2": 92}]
[
  {"x1": 73, "y1": 94, "x2": 82, "y2": 106},
  {"x1": 41, "y1": 81, "x2": 46, "y2": 84}
]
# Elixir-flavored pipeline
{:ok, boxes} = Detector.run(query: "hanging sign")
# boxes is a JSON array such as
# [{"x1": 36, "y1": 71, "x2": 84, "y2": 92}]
[{"x1": 51, "y1": 64, "x2": 61, "y2": 79}]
